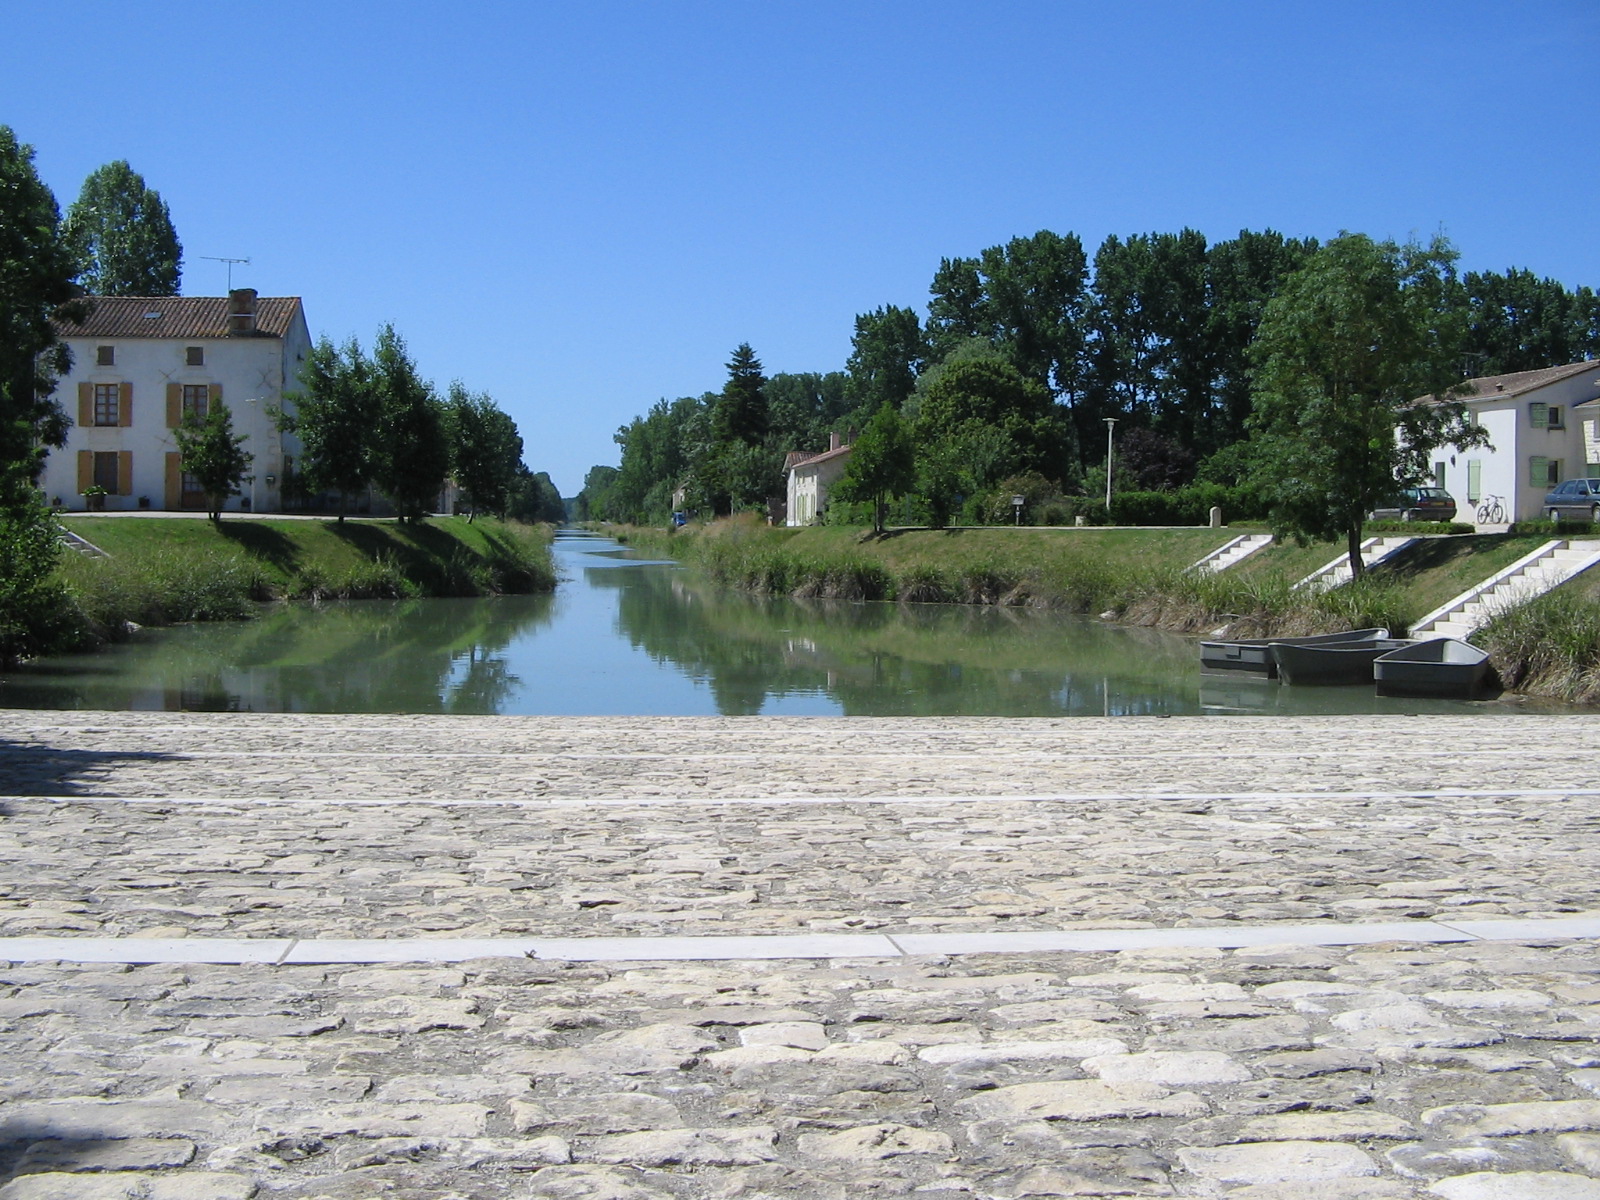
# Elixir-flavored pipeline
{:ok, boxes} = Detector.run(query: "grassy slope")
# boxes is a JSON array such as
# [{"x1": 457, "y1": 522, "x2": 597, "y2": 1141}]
[{"x1": 59, "y1": 516, "x2": 554, "y2": 598}]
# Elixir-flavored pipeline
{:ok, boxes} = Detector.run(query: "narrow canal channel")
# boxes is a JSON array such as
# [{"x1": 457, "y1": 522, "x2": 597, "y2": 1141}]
[{"x1": 1, "y1": 529, "x2": 1509, "y2": 716}]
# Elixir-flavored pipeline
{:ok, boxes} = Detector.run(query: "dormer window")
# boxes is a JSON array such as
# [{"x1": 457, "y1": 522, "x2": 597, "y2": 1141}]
[
  {"x1": 186, "y1": 346, "x2": 204, "y2": 367},
  {"x1": 96, "y1": 345, "x2": 114, "y2": 367}
]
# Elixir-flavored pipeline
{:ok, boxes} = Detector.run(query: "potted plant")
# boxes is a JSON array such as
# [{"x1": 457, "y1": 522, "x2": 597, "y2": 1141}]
[{"x1": 82, "y1": 484, "x2": 108, "y2": 512}]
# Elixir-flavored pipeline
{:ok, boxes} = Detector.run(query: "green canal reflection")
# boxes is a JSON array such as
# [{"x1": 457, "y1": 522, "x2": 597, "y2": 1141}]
[{"x1": 0, "y1": 530, "x2": 1504, "y2": 716}]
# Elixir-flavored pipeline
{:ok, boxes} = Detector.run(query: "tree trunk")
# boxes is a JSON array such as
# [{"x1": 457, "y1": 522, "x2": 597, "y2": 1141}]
[
  {"x1": 874, "y1": 494, "x2": 885, "y2": 534},
  {"x1": 1346, "y1": 525, "x2": 1364, "y2": 579}
]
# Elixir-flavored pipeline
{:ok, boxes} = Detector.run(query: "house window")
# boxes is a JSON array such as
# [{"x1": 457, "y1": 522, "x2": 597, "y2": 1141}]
[
  {"x1": 1433, "y1": 462, "x2": 1447, "y2": 489},
  {"x1": 96, "y1": 345, "x2": 115, "y2": 367},
  {"x1": 186, "y1": 346, "x2": 204, "y2": 367},
  {"x1": 182, "y1": 384, "x2": 210, "y2": 420},
  {"x1": 93, "y1": 452, "x2": 120, "y2": 493},
  {"x1": 1530, "y1": 457, "x2": 1562, "y2": 488},
  {"x1": 1547, "y1": 405, "x2": 1565, "y2": 429},
  {"x1": 93, "y1": 383, "x2": 121, "y2": 426}
]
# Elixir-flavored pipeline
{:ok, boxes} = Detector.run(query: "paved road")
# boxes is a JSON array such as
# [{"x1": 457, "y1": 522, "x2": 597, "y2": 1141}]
[{"x1": 1, "y1": 712, "x2": 1598, "y2": 1198}]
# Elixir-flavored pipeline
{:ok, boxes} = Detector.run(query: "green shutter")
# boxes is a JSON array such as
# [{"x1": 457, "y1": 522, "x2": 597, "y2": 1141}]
[
  {"x1": 1467, "y1": 460, "x2": 1481, "y2": 503},
  {"x1": 1530, "y1": 456, "x2": 1548, "y2": 487},
  {"x1": 1530, "y1": 402, "x2": 1547, "y2": 429}
]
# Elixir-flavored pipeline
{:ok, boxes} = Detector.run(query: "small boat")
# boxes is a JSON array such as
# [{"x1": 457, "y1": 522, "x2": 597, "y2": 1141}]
[
  {"x1": 1271, "y1": 637, "x2": 1416, "y2": 686},
  {"x1": 1199, "y1": 628, "x2": 1388, "y2": 678},
  {"x1": 1374, "y1": 638, "x2": 1492, "y2": 699}
]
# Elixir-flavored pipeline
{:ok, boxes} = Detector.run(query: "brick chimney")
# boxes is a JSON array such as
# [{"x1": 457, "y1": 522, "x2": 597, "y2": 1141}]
[
  {"x1": 227, "y1": 288, "x2": 258, "y2": 334},
  {"x1": 829, "y1": 431, "x2": 842, "y2": 452}
]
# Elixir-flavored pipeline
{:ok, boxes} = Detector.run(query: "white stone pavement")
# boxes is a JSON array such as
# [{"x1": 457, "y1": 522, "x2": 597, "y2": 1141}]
[{"x1": 1, "y1": 712, "x2": 1598, "y2": 1198}]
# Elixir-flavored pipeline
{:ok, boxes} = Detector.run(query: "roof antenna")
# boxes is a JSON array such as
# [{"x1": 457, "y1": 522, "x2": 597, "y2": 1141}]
[{"x1": 200, "y1": 256, "x2": 251, "y2": 290}]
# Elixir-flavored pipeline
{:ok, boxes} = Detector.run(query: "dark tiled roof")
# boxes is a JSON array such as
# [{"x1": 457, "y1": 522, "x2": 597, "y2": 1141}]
[
  {"x1": 52, "y1": 296, "x2": 304, "y2": 340},
  {"x1": 786, "y1": 443, "x2": 853, "y2": 472},
  {"x1": 1454, "y1": 359, "x2": 1600, "y2": 400}
]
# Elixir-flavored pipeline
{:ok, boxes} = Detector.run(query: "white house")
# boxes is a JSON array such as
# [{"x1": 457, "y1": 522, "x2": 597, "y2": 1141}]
[
  {"x1": 42, "y1": 289, "x2": 310, "y2": 513},
  {"x1": 1429, "y1": 359, "x2": 1600, "y2": 523},
  {"x1": 784, "y1": 433, "x2": 853, "y2": 526}
]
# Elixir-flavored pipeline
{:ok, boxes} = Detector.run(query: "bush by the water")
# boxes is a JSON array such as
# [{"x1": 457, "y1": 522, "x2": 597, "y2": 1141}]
[{"x1": 1477, "y1": 591, "x2": 1600, "y2": 702}]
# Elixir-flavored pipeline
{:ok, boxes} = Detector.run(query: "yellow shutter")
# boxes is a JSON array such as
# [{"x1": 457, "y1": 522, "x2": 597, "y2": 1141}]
[
  {"x1": 167, "y1": 383, "x2": 182, "y2": 428},
  {"x1": 117, "y1": 451, "x2": 132, "y2": 496},
  {"x1": 78, "y1": 382, "x2": 92, "y2": 426},
  {"x1": 78, "y1": 450, "x2": 93, "y2": 494},
  {"x1": 165, "y1": 453, "x2": 182, "y2": 510},
  {"x1": 209, "y1": 383, "x2": 222, "y2": 406},
  {"x1": 119, "y1": 382, "x2": 133, "y2": 428}
]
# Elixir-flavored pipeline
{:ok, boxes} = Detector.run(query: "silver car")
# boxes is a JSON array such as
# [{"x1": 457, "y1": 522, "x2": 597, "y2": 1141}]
[{"x1": 1543, "y1": 477, "x2": 1600, "y2": 521}]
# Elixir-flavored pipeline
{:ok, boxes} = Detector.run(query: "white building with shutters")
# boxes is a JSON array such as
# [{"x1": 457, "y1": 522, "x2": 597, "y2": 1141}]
[
  {"x1": 40, "y1": 289, "x2": 310, "y2": 513},
  {"x1": 1425, "y1": 360, "x2": 1600, "y2": 523}
]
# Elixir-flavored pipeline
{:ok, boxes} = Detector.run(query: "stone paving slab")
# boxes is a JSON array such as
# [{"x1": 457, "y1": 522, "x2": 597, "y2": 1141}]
[{"x1": 0, "y1": 712, "x2": 1597, "y2": 1196}]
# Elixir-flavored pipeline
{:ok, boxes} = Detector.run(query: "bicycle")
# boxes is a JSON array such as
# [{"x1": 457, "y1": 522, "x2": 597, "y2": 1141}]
[{"x1": 1475, "y1": 494, "x2": 1506, "y2": 524}]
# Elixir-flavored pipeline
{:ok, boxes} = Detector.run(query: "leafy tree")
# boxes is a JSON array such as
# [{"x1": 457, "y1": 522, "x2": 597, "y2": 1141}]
[
  {"x1": 0, "y1": 498, "x2": 76, "y2": 666},
  {"x1": 766, "y1": 371, "x2": 851, "y2": 452},
  {"x1": 1459, "y1": 267, "x2": 1600, "y2": 375},
  {"x1": 830, "y1": 403, "x2": 915, "y2": 532},
  {"x1": 0, "y1": 125, "x2": 88, "y2": 510},
  {"x1": 1247, "y1": 233, "x2": 1488, "y2": 577},
  {"x1": 175, "y1": 399, "x2": 252, "y2": 520},
  {"x1": 62, "y1": 160, "x2": 181, "y2": 296},
  {"x1": 912, "y1": 342, "x2": 1065, "y2": 488},
  {"x1": 576, "y1": 464, "x2": 620, "y2": 521},
  {"x1": 445, "y1": 382, "x2": 522, "y2": 520},
  {"x1": 844, "y1": 306, "x2": 927, "y2": 415},
  {"x1": 1114, "y1": 426, "x2": 1196, "y2": 492},
  {"x1": 282, "y1": 335, "x2": 379, "y2": 522},
  {"x1": 370, "y1": 324, "x2": 449, "y2": 522},
  {"x1": 507, "y1": 468, "x2": 566, "y2": 524}
]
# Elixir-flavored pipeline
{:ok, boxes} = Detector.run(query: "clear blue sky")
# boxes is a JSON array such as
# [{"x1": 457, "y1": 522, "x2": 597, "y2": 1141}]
[{"x1": 7, "y1": 0, "x2": 1597, "y2": 497}]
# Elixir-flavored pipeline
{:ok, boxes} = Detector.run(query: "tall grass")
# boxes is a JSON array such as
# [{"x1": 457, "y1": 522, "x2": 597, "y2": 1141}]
[
  {"x1": 1477, "y1": 592, "x2": 1600, "y2": 702},
  {"x1": 57, "y1": 546, "x2": 268, "y2": 639}
]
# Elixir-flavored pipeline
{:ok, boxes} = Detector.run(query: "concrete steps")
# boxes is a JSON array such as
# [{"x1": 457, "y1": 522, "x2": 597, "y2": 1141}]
[
  {"x1": 1410, "y1": 539, "x2": 1600, "y2": 637},
  {"x1": 1188, "y1": 532, "x2": 1273, "y2": 574},
  {"x1": 1294, "y1": 536, "x2": 1417, "y2": 593},
  {"x1": 58, "y1": 529, "x2": 110, "y2": 559}
]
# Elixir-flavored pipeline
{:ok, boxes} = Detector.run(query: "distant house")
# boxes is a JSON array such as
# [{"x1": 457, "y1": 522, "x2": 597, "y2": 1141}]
[
  {"x1": 43, "y1": 289, "x2": 310, "y2": 513},
  {"x1": 1426, "y1": 360, "x2": 1600, "y2": 523},
  {"x1": 785, "y1": 433, "x2": 853, "y2": 526}
]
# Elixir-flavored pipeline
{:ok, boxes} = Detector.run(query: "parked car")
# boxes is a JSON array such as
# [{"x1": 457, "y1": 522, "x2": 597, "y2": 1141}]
[
  {"x1": 1371, "y1": 486, "x2": 1457, "y2": 522},
  {"x1": 1543, "y1": 477, "x2": 1600, "y2": 521}
]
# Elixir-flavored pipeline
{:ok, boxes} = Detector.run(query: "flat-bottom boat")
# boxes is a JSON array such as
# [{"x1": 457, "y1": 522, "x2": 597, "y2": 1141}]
[
  {"x1": 1271, "y1": 637, "x2": 1416, "y2": 686},
  {"x1": 1373, "y1": 637, "x2": 1492, "y2": 699},
  {"x1": 1199, "y1": 628, "x2": 1387, "y2": 678}
]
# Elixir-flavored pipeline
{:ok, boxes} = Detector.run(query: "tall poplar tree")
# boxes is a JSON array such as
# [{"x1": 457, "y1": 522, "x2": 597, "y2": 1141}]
[
  {"x1": 370, "y1": 324, "x2": 449, "y2": 522},
  {"x1": 63, "y1": 160, "x2": 182, "y2": 296}
]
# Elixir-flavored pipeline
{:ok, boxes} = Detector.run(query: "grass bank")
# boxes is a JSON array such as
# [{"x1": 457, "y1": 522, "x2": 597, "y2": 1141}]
[
  {"x1": 46, "y1": 516, "x2": 555, "y2": 654},
  {"x1": 615, "y1": 517, "x2": 1416, "y2": 637},
  {"x1": 613, "y1": 516, "x2": 1600, "y2": 704}
]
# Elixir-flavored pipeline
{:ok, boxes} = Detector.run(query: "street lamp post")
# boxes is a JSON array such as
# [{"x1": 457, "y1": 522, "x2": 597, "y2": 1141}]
[{"x1": 1103, "y1": 418, "x2": 1118, "y2": 516}]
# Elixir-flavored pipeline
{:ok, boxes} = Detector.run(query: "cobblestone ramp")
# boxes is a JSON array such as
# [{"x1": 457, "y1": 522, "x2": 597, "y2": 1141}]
[{"x1": 1, "y1": 712, "x2": 1597, "y2": 1197}]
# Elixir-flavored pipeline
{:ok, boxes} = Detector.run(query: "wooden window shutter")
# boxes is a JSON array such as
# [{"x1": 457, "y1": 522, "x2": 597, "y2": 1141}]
[
  {"x1": 1530, "y1": 456, "x2": 1548, "y2": 487},
  {"x1": 209, "y1": 383, "x2": 223, "y2": 408},
  {"x1": 1530, "y1": 402, "x2": 1547, "y2": 429},
  {"x1": 78, "y1": 382, "x2": 93, "y2": 427},
  {"x1": 78, "y1": 450, "x2": 93, "y2": 495},
  {"x1": 167, "y1": 383, "x2": 182, "y2": 428},
  {"x1": 165, "y1": 453, "x2": 182, "y2": 509},
  {"x1": 1467, "y1": 459, "x2": 1481, "y2": 503},
  {"x1": 119, "y1": 382, "x2": 134, "y2": 428},
  {"x1": 117, "y1": 451, "x2": 132, "y2": 496}
]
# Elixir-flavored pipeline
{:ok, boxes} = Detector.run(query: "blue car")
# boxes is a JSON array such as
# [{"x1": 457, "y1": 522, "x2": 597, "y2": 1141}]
[{"x1": 1543, "y1": 478, "x2": 1600, "y2": 521}]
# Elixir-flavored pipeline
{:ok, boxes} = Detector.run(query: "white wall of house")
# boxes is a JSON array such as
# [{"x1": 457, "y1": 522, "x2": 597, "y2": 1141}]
[
  {"x1": 786, "y1": 449, "x2": 851, "y2": 526},
  {"x1": 41, "y1": 312, "x2": 310, "y2": 513},
  {"x1": 1434, "y1": 364, "x2": 1600, "y2": 522}
]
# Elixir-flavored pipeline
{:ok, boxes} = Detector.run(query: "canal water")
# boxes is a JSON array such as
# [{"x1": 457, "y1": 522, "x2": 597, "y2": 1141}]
[{"x1": 0, "y1": 529, "x2": 1510, "y2": 716}]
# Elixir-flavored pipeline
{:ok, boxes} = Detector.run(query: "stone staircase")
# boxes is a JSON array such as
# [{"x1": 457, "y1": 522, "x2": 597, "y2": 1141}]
[
  {"x1": 59, "y1": 529, "x2": 110, "y2": 559},
  {"x1": 1294, "y1": 536, "x2": 1417, "y2": 593},
  {"x1": 1188, "y1": 532, "x2": 1273, "y2": 574},
  {"x1": 1410, "y1": 538, "x2": 1600, "y2": 638}
]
